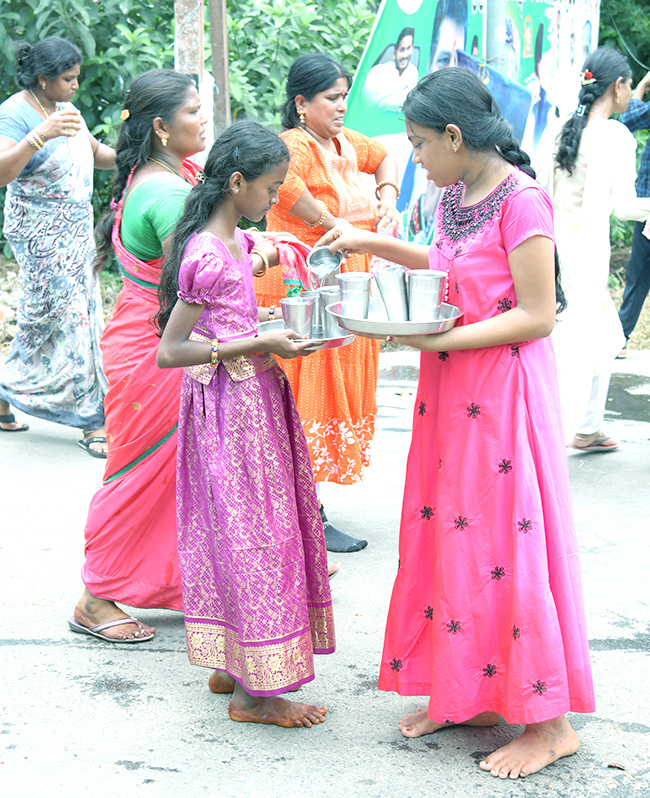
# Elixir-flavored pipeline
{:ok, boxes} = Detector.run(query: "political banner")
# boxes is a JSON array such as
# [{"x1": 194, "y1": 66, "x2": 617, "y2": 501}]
[{"x1": 346, "y1": 0, "x2": 601, "y2": 217}]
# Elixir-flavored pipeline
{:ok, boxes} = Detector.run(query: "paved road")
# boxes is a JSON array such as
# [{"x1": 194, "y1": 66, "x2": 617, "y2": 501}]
[{"x1": 1, "y1": 350, "x2": 649, "y2": 797}]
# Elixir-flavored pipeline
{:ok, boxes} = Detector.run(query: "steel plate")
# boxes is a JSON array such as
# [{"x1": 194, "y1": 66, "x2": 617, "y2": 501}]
[
  {"x1": 325, "y1": 299, "x2": 462, "y2": 335},
  {"x1": 257, "y1": 319, "x2": 355, "y2": 350}
]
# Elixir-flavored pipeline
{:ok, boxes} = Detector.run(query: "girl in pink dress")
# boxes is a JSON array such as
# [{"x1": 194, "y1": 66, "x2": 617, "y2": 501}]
[
  {"x1": 319, "y1": 68, "x2": 595, "y2": 778},
  {"x1": 156, "y1": 120, "x2": 335, "y2": 728}
]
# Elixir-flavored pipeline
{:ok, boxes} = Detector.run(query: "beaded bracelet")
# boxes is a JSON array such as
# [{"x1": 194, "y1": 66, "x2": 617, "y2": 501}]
[
  {"x1": 304, "y1": 200, "x2": 327, "y2": 228},
  {"x1": 375, "y1": 180, "x2": 400, "y2": 200},
  {"x1": 251, "y1": 246, "x2": 269, "y2": 277},
  {"x1": 268, "y1": 305, "x2": 277, "y2": 321},
  {"x1": 210, "y1": 338, "x2": 219, "y2": 368}
]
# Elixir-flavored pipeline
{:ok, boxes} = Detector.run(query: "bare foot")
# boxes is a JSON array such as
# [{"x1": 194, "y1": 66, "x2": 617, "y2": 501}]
[
  {"x1": 74, "y1": 587, "x2": 155, "y2": 640},
  {"x1": 228, "y1": 683, "x2": 327, "y2": 728},
  {"x1": 479, "y1": 715, "x2": 580, "y2": 779},
  {"x1": 208, "y1": 671, "x2": 236, "y2": 693},
  {"x1": 399, "y1": 708, "x2": 500, "y2": 738}
]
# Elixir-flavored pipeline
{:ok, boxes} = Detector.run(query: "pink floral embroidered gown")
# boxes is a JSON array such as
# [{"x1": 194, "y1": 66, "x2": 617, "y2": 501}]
[{"x1": 378, "y1": 172, "x2": 595, "y2": 724}]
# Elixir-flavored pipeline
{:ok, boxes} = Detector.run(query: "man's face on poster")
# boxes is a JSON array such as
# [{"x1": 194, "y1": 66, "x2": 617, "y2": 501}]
[
  {"x1": 431, "y1": 18, "x2": 464, "y2": 71},
  {"x1": 394, "y1": 35, "x2": 414, "y2": 74}
]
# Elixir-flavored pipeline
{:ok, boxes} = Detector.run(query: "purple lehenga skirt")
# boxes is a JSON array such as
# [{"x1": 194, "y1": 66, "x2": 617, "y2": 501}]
[{"x1": 176, "y1": 359, "x2": 335, "y2": 696}]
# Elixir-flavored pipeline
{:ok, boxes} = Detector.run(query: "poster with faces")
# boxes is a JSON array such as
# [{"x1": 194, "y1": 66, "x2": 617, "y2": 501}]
[{"x1": 346, "y1": 0, "x2": 601, "y2": 212}]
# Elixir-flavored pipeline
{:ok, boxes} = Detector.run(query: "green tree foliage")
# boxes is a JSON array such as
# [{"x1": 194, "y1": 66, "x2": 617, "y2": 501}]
[
  {"x1": 221, "y1": 0, "x2": 376, "y2": 127},
  {"x1": 599, "y1": 0, "x2": 650, "y2": 85}
]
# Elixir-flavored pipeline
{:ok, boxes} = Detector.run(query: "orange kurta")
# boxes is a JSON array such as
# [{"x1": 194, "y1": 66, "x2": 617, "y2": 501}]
[{"x1": 255, "y1": 127, "x2": 386, "y2": 484}]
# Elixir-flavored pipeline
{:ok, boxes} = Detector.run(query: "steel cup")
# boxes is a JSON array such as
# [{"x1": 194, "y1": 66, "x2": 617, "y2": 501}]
[
  {"x1": 336, "y1": 273, "x2": 371, "y2": 319},
  {"x1": 301, "y1": 290, "x2": 323, "y2": 338},
  {"x1": 280, "y1": 296, "x2": 315, "y2": 338},
  {"x1": 407, "y1": 269, "x2": 447, "y2": 321},
  {"x1": 375, "y1": 265, "x2": 409, "y2": 321},
  {"x1": 306, "y1": 246, "x2": 343, "y2": 288},
  {"x1": 319, "y1": 287, "x2": 345, "y2": 338}
]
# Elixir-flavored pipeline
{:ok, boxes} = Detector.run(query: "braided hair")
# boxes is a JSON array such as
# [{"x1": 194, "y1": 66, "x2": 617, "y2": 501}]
[
  {"x1": 402, "y1": 68, "x2": 566, "y2": 312},
  {"x1": 14, "y1": 37, "x2": 82, "y2": 89},
  {"x1": 555, "y1": 47, "x2": 632, "y2": 175},
  {"x1": 94, "y1": 69, "x2": 196, "y2": 270},
  {"x1": 155, "y1": 120, "x2": 290, "y2": 333}
]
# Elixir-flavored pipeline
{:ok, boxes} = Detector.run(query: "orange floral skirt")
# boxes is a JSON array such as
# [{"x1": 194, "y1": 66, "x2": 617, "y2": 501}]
[{"x1": 255, "y1": 254, "x2": 380, "y2": 484}]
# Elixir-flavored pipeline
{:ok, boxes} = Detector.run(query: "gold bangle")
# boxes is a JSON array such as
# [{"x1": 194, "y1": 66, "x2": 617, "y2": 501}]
[
  {"x1": 304, "y1": 200, "x2": 327, "y2": 227},
  {"x1": 268, "y1": 304, "x2": 277, "y2": 321},
  {"x1": 210, "y1": 338, "x2": 219, "y2": 368},
  {"x1": 27, "y1": 131, "x2": 43, "y2": 151},
  {"x1": 375, "y1": 181, "x2": 400, "y2": 201},
  {"x1": 251, "y1": 246, "x2": 269, "y2": 277}
]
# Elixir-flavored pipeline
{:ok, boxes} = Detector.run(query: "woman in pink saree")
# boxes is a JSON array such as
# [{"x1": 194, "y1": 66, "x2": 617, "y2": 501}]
[
  {"x1": 69, "y1": 71, "x2": 287, "y2": 643},
  {"x1": 68, "y1": 70, "x2": 207, "y2": 641}
]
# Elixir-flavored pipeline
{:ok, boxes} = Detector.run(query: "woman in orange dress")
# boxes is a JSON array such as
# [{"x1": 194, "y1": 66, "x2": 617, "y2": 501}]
[{"x1": 255, "y1": 53, "x2": 400, "y2": 552}]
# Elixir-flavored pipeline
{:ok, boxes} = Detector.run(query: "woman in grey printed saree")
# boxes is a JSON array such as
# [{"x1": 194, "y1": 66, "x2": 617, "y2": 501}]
[{"x1": 0, "y1": 37, "x2": 115, "y2": 455}]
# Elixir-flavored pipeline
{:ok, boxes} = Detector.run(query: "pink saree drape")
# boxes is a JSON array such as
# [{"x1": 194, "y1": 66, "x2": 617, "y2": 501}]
[{"x1": 81, "y1": 161, "x2": 200, "y2": 609}]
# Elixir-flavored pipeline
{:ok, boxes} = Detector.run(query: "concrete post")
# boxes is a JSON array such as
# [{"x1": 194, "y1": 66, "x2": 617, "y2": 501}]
[
  {"x1": 174, "y1": 0, "x2": 204, "y2": 84},
  {"x1": 209, "y1": 0, "x2": 231, "y2": 134}
]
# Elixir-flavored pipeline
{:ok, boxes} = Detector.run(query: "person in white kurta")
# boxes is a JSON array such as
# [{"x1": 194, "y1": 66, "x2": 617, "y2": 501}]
[
  {"x1": 362, "y1": 28, "x2": 418, "y2": 113},
  {"x1": 552, "y1": 48, "x2": 650, "y2": 450}
]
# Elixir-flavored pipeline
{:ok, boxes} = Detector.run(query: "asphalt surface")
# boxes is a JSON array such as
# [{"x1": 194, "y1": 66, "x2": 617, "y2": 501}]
[{"x1": 1, "y1": 349, "x2": 649, "y2": 798}]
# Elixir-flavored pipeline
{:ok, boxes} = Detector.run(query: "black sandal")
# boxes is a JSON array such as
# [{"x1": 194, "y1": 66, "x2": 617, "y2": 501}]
[
  {"x1": 0, "y1": 413, "x2": 29, "y2": 432},
  {"x1": 78, "y1": 436, "x2": 107, "y2": 459}
]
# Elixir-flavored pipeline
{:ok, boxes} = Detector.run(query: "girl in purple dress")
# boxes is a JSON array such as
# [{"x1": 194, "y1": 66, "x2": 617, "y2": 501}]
[
  {"x1": 319, "y1": 69, "x2": 595, "y2": 778},
  {"x1": 156, "y1": 120, "x2": 335, "y2": 728}
]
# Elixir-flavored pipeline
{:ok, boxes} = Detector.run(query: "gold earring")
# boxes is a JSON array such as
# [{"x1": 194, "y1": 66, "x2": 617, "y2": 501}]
[
  {"x1": 298, "y1": 110, "x2": 306, "y2": 125},
  {"x1": 41, "y1": 82, "x2": 46, "y2": 90},
  {"x1": 452, "y1": 143, "x2": 457, "y2": 152},
  {"x1": 161, "y1": 137, "x2": 168, "y2": 147}
]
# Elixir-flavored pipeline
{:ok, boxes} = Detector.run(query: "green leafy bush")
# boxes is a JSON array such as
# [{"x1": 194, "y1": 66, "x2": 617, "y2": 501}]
[{"x1": 219, "y1": 0, "x2": 375, "y2": 127}]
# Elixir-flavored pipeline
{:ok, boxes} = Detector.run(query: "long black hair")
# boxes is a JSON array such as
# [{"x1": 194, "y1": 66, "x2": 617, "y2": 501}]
[
  {"x1": 14, "y1": 37, "x2": 82, "y2": 88},
  {"x1": 281, "y1": 53, "x2": 351, "y2": 130},
  {"x1": 555, "y1": 47, "x2": 632, "y2": 175},
  {"x1": 94, "y1": 69, "x2": 196, "y2": 271},
  {"x1": 156, "y1": 120, "x2": 290, "y2": 333},
  {"x1": 403, "y1": 68, "x2": 566, "y2": 312}
]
